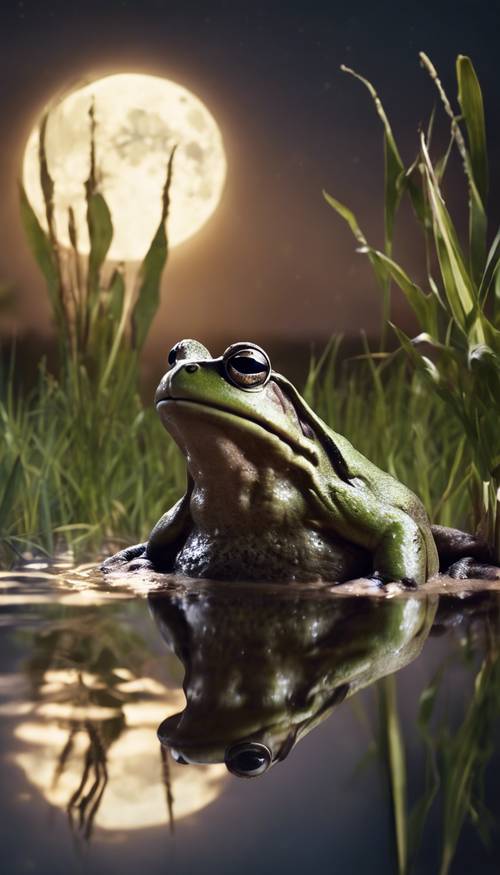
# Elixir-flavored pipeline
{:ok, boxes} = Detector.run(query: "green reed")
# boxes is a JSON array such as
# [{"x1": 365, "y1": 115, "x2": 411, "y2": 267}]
[
  {"x1": 1, "y1": 102, "x2": 184, "y2": 561},
  {"x1": 323, "y1": 54, "x2": 500, "y2": 558}
]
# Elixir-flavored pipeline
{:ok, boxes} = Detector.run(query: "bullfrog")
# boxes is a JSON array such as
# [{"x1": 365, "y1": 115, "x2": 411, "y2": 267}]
[
  {"x1": 102, "y1": 339, "x2": 493, "y2": 585},
  {"x1": 149, "y1": 582, "x2": 437, "y2": 776}
]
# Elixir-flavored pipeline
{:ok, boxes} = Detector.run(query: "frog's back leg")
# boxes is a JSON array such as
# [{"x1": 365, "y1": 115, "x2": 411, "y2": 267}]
[
  {"x1": 310, "y1": 481, "x2": 436, "y2": 586},
  {"x1": 431, "y1": 525, "x2": 499, "y2": 579},
  {"x1": 101, "y1": 542, "x2": 147, "y2": 573}
]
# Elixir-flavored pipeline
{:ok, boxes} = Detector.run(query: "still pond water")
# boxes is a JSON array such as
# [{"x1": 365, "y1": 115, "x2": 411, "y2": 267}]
[{"x1": 1, "y1": 561, "x2": 500, "y2": 875}]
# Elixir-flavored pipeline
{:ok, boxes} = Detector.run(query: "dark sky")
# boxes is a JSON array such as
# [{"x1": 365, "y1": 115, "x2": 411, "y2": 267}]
[{"x1": 1, "y1": 0, "x2": 499, "y2": 361}]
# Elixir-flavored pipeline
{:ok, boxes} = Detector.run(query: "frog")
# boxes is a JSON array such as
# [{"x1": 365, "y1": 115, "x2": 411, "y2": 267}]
[
  {"x1": 149, "y1": 582, "x2": 437, "y2": 776},
  {"x1": 102, "y1": 339, "x2": 495, "y2": 586}
]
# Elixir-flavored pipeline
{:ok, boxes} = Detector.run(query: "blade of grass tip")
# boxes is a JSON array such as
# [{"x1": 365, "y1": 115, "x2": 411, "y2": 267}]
[
  {"x1": 419, "y1": 53, "x2": 467, "y2": 162},
  {"x1": 420, "y1": 135, "x2": 484, "y2": 341},
  {"x1": 340, "y1": 64, "x2": 404, "y2": 186},
  {"x1": 38, "y1": 114, "x2": 57, "y2": 246},
  {"x1": 322, "y1": 191, "x2": 388, "y2": 297},
  {"x1": 455, "y1": 58, "x2": 489, "y2": 285},
  {"x1": 303, "y1": 335, "x2": 340, "y2": 403},
  {"x1": 84, "y1": 102, "x2": 113, "y2": 346},
  {"x1": 369, "y1": 249, "x2": 439, "y2": 336},
  {"x1": 38, "y1": 114, "x2": 69, "y2": 339},
  {"x1": 18, "y1": 185, "x2": 62, "y2": 323},
  {"x1": 420, "y1": 52, "x2": 487, "y2": 287},
  {"x1": 340, "y1": 65, "x2": 406, "y2": 348},
  {"x1": 131, "y1": 146, "x2": 176, "y2": 351},
  {"x1": 456, "y1": 56, "x2": 488, "y2": 206}
]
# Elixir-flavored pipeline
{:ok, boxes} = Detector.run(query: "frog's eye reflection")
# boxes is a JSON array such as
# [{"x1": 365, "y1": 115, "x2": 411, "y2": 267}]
[
  {"x1": 169, "y1": 747, "x2": 188, "y2": 765},
  {"x1": 225, "y1": 742, "x2": 272, "y2": 778},
  {"x1": 167, "y1": 346, "x2": 178, "y2": 367},
  {"x1": 224, "y1": 347, "x2": 271, "y2": 390}
]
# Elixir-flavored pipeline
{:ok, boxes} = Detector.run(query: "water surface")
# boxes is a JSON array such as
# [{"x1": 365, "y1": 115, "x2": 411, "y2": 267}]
[{"x1": 1, "y1": 562, "x2": 500, "y2": 875}]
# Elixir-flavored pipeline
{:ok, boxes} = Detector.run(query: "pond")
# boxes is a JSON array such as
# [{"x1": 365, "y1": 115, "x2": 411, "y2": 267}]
[{"x1": 1, "y1": 562, "x2": 500, "y2": 875}]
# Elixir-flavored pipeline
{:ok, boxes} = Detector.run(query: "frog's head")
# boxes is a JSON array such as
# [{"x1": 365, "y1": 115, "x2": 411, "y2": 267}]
[
  {"x1": 157, "y1": 680, "x2": 350, "y2": 778},
  {"x1": 154, "y1": 339, "x2": 346, "y2": 477}
]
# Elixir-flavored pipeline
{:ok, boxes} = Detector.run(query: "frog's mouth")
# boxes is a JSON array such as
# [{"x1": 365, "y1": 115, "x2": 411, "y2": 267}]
[{"x1": 156, "y1": 397, "x2": 319, "y2": 465}]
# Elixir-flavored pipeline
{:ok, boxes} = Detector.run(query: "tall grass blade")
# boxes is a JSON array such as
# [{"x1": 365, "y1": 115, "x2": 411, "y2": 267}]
[
  {"x1": 378, "y1": 676, "x2": 407, "y2": 875},
  {"x1": 132, "y1": 147, "x2": 176, "y2": 351},
  {"x1": 340, "y1": 65, "x2": 408, "y2": 347},
  {"x1": 18, "y1": 185, "x2": 61, "y2": 320},
  {"x1": 456, "y1": 56, "x2": 488, "y2": 205},
  {"x1": 0, "y1": 456, "x2": 22, "y2": 535}
]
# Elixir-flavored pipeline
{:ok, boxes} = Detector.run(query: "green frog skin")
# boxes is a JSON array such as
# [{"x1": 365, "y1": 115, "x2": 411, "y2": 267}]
[
  {"x1": 102, "y1": 339, "x2": 493, "y2": 586},
  {"x1": 150, "y1": 583, "x2": 437, "y2": 776}
]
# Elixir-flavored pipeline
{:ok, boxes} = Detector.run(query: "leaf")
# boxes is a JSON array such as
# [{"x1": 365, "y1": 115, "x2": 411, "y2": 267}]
[
  {"x1": 86, "y1": 192, "x2": 113, "y2": 296},
  {"x1": 323, "y1": 190, "x2": 368, "y2": 246},
  {"x1": 456, "y1": 55, "x2": 488, "y2": 205},
  {"x1": 420, "y1": 136, "x2": 483, "y2": 340},
  {"x1": 369, "y1": 250, "x2": 439, "y2": 335},
  {"x1": 468, "y1": 191, "x2": 488, "y2": 290},
  {"x1": 107, "y1": 267, "x2": 125, "y2": 324},
  {"x1": 323, "y1": 191, "x2": 388, "y2": 293},
  {"x1": 384, "y1": 139, "x2": 404, "y2": 250},
  {"x1": 132, "y1": 147, "x2": 175, "y2": 351},
  {"x1": 18, "y1": 184, "x2": 61, "y2": 317},
  {"x1": 421, "y1": 53, "x2": 487, "y2": 287},
  {"x1": 339, "y1": 65, "x2": 408, "y2": 348},
  {"x1": 340, "y1": 65, "x2": 405, "y2": 200},
  {"x1": 131, "y1": 223, "x2": 168, "y2": 351}
]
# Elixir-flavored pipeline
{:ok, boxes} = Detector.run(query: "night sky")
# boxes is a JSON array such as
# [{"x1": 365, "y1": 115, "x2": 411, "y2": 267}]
[{"x1": 1, "y1": 0, "x2": 499, "y2": 364}]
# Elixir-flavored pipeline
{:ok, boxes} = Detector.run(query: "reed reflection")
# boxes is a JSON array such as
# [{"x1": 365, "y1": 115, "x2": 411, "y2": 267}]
[{"x1": 10, "y1": 604, "x2": 226, "y2": 838}]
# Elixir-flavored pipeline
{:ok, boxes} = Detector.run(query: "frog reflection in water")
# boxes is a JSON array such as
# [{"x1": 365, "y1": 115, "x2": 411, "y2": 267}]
[
  {"x1": 149, "y1": 585, "x2": 437, "y2": 777},
  {"x1": 103, "y1": 340, "x2": 494, "y2": 586}
]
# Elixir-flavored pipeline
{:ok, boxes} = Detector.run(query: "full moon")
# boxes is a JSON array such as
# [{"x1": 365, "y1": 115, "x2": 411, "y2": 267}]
[{"x1": 22, "y1": 74, "x2": 227, "y2": 261}]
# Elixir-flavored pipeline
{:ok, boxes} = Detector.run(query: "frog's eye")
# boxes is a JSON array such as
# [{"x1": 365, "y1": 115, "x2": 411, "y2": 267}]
[
  {"x1": 224, "y1": 742, "x2": 272, "y2": 778},
  {"x1": 169, "y1": 747, "x2": 188, "y2": 765},
  {"x1": 223, "y1": 345, "x2": 271, "y2": 390}
]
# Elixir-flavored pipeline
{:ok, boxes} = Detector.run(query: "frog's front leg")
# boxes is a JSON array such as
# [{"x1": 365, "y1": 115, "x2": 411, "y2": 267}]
[
  {"x1": 313, "y1": 482, "x2": 429, "y2": 586},
  {"x1": 370, "y1": 511, "x2": 427, "y2": 586},
  {"x1": 101, "y1": 542, "x2": 151, "y2": 573}
]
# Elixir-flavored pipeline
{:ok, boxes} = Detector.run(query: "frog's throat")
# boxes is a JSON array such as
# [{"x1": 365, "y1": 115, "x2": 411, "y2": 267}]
[{"x1": 156, "y1": 398, "x2": 320, "y2": 466}]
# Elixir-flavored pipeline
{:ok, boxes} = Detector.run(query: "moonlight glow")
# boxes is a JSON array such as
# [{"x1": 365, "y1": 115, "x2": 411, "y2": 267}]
[{"x1": 22, "y1": 74, "x2": 227, "y2": 261}]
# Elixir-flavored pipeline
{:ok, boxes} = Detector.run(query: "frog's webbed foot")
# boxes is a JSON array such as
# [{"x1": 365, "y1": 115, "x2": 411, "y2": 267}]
[
  {"x1": 369, "y1": 571, "x2": 419, "y2": 591},
  {"x1": 101, "y1": 543, "x2": 149, "y2": 574},
  {"x1": 446, "y1": 556, "x2": 500, "y2": 581}
]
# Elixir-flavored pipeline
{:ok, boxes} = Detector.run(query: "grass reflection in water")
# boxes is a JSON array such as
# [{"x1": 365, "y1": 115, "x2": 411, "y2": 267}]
[
  {"x1": 1, "y1": 566, "x2": 500, "y2": 875},
  {"x1": 6, "y1": 592, "x2": 226, "y2": 839}
]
